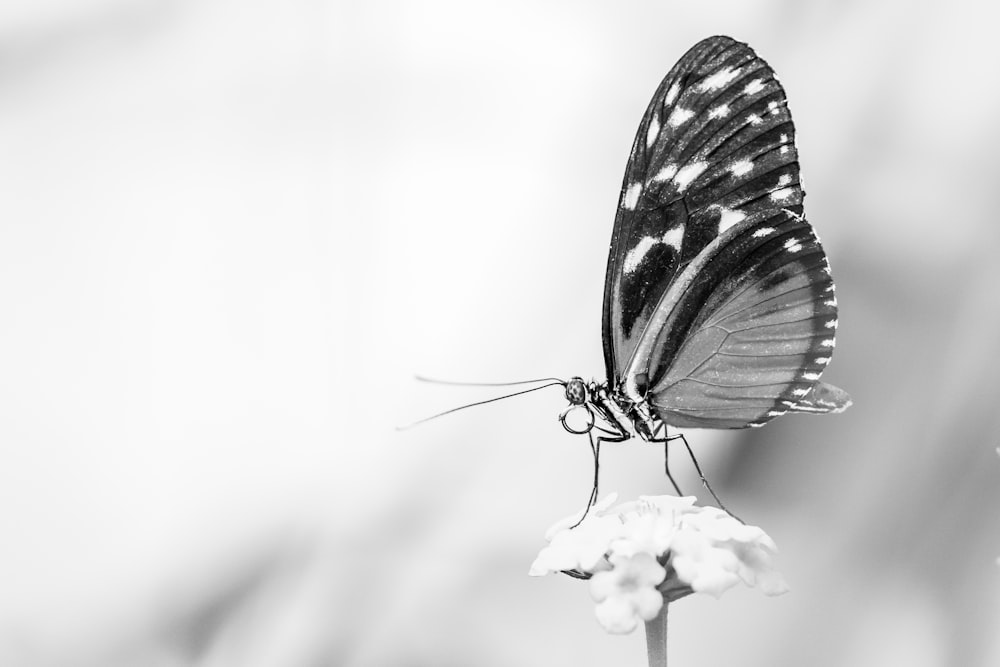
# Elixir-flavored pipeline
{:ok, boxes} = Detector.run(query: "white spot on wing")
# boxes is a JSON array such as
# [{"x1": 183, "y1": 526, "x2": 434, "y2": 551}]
[
  {"x1": 802, "y1": 372, "x2": 821, "y2": 381},
  {"x1": 747, "y1": 113, "x2": 763, "y2": 126},
  {"x1": 708, "y1": 104, "x2": 730, "y2": 120},
  {"x1": 623, "y1": 225, "x2": 685, "y2": 275},
  {"x1": 792, "y1": 388, "x2": 811, "y2": 397},
  {"x1": 784, "y1": 238, "x2": 803, "y2": 253},
  {"x1": 752, "y1": 227, "x2": 776, "y2": 238},
  {"x1": 825, "y1": 319, "x2": 838, "y2": 329},
  {"x1": 716, "y1": 207, "x2": 746, "y2": 233},
  {"x1": 646, "y1": 115, "x2": 660, "y2": 149},
  {"x1": 821, "y1": 339, "x2": 836, "y2": 348},
  {"x1": 661, "y1": 225, "x2": 684, "y2": 251},
  {"x1": 672, "y1": 161, "x2": 707, "y2": 192},
  {"x1": 697, "y1": 66, "x2": 742, "y2": 92},
  {"x1": 815, "y1": 357, "x2": 831, "y2": 365},
  {"x1": 623, "y1": 182, "x2": 643, "y2": 210},
  {"x1": 778, "y1": 174, "x2": 792, "y2": 186},
  {"x1": 623, "y1": 236, "x2": 658, "y2": 274},
  {"x1": 770, "y1": 187, "x2": 794, "y2": 202},
  {"x1": 824, "y1": 298, "x2": 838, "y2": 307},
  {"x1": 744, "y1": 79, "x2": 766, "y2": 95},
  {"x1": 664, "y1": 82, "x2": 681, "y2": 105},
  {"x1": 730, "y1": 159, "x2": 753, "y2": 177},
  {"x1": 652, "y1": 163, "x2": 678, "y2": 183},
  {"x1": 667, "y1": 107, "x2": 694, "y2": 128},
  {"x1": 767, "y1": 410, "x2": 787, "y2": 417}
]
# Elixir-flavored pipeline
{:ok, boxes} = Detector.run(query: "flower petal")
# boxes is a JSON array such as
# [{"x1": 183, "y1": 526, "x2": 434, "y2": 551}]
[
  {"x1": 594, "y1": 596, "x2": 639, "y2": 634},
  {"x1": 531, "y1": 514, "x2": 624, "y2": 576},
  {"x1": 633, "y1": 586, "x2": 665, "y2": 621},
  {"x1": 544, "y1": 493, "x2": 619, "y2": 539}
]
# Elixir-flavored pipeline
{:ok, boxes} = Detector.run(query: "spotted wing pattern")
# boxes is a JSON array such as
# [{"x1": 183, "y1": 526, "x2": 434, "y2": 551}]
[
  {"x1": 603, "y1": 36, "x2": 805, "y2": 386},
  {"x1": 601, "y1": 35, "x2": 849, "y2": 428}
]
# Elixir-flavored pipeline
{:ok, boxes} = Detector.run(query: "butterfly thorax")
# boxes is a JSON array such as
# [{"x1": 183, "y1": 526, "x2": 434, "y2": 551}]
[{"x1": 561, "y1": 376, "x2": 662, "y2": 443}]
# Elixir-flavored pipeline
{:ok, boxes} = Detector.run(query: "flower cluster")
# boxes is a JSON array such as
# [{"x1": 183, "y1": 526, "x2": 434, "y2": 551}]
[{"x1": 529, "y1": 494, "x2": 788, "y2": 634}]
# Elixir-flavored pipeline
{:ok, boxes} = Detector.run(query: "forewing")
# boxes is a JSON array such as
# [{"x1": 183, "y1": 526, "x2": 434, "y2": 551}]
[
  {"x1": 603, "y1": 35, "x2": 804, "y2": 386},
  {"x1": 647, "y1": 209, "x2": 850, "y2": 429}
]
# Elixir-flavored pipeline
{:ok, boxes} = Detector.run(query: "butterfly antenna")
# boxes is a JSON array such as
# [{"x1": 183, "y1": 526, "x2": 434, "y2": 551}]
[
  {"x1": 396, "y1": 381, "x2": 566, "y2": 431},
  {"x1": 415, "y1": 375, "x2": 566, "y2": 387}
]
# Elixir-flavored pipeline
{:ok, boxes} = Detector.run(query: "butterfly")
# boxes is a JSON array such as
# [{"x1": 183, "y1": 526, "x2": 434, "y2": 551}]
[{"x1": 559, "y1": 35, "x2": 851, "y2": 454}]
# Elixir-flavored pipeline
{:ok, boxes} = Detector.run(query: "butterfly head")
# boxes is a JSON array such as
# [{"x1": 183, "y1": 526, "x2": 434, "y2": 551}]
[
  {"x1": 564, "y1": 376, "x2": 588, "y2": 406},
  {"x1": 559, "y1": 377, "x2": 599, "y2": 436}
]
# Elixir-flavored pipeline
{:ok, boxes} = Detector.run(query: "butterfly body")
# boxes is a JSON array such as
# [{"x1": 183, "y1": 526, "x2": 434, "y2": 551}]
[
  {"x1": 565, "y1": 35, "x2": 849, "y2": 444},
  {"x1": 561, "y1": 377, "x2": 663, "y2": 445}
]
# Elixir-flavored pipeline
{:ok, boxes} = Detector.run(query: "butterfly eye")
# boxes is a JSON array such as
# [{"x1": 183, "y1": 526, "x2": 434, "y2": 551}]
[{"x1": 564, "y1": 377, "x2": 588, "y2": 405}]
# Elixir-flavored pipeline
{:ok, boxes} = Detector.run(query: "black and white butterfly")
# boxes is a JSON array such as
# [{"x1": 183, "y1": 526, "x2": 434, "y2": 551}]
[{"x1": 558, "y1": 35, "x2": 850, "y2": 455}]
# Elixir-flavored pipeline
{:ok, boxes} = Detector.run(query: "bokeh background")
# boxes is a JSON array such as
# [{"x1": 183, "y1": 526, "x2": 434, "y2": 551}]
[{"x1": 2, "y1": 1, "x2": 999, "y2": 665}]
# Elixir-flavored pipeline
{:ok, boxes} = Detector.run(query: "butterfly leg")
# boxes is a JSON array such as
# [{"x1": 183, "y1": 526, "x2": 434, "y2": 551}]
[
  {"x1": 561, "y1": 402, "x2": 630, "y2": 507},
  {"x1": 578, "y1": 430, "x2": 602, "y2": 521},
  {"x1": 569, "y1": 425, "x2": 630, "y2": 528},
  {"x1": 642, "y1": 419, "x2": 739, "y2": 518},
  {"x1": 563, "y1": 398, "x2": 631, "y2": 527},
  {"x1": 667, "y1": 432, "x2": 742, "y2": 522},
  {"x1": 589, "y1": 424, "x2": 630, "y2": 503},
  {"x1": 651, "y1": 422, "x2": 684, "y2": 496}
]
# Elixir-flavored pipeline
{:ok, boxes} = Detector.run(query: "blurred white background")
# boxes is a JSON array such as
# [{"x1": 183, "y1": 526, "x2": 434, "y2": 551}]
[{"x1": 1, "y1": 1, "x2": 999, "y2": 665}]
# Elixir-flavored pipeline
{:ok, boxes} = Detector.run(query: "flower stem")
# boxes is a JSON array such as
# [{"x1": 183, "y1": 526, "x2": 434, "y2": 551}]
[{"x1": 644, "y1": 602, "x2": 668, "y2": 667}]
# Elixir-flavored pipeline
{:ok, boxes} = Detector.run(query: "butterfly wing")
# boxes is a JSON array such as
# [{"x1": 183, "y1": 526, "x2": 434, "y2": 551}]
[
  {"x1": 642, "y1": 208, "x2": 850, "y2": 428},
  {"x1": 601, "y1": 35, "x2": 849, "y2": 428}
]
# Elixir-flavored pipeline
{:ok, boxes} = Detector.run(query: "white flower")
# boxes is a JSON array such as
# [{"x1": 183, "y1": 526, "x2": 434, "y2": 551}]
[
  {"x1": 671, "y1": 506, "x2": 788, "y2": 597},
  {"x1": 589, "y1": 552, "x2": 666, "y2": 634},
  {"x1": 543, "y1": 492, "x2": 620, "y2": 540},
  {"x1": 531, "y1": 493, "x2": 788, "y2": 633},
  {"x1": 608, "y1": 495, "x2": 696, "y2": 559},
  {"x1": 529, "y1": 494, "x2": 623, "y2": 576},
  {"x1": 529, "y1": 513, "x2": 622, "y2": 576}
]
